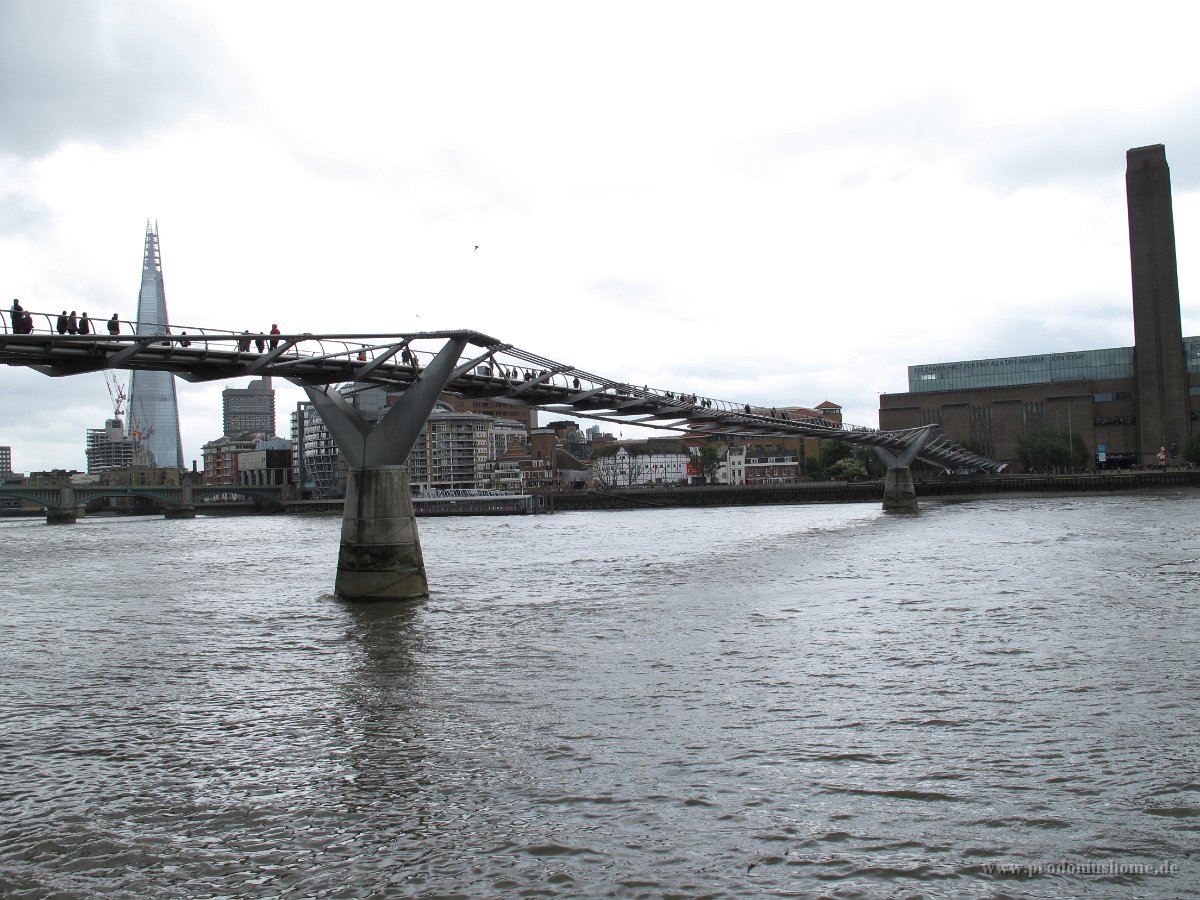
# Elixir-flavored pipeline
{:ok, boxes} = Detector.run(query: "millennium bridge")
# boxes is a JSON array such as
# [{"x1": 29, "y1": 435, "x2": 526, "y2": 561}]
[{"x1": 1, "y1": 314, "x2": 1005, "y2": 599}]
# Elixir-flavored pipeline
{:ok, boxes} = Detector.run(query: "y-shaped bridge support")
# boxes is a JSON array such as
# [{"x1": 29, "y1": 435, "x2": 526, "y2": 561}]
[
  {"x1": 299, "y1": 336, "x2": 469, "y2": 600},
  {"x1": 873, "y1": 426, "x2": 936, "y2": 512}
]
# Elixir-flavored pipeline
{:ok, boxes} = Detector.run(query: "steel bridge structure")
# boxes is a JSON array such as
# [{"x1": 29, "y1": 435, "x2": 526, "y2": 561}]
[
  {"x1": 0, "y1": 315, "x2": 1003, "y2": 474},
  {"x1": 2, "y1": 312, "x2": 1006, "y2": 598}
]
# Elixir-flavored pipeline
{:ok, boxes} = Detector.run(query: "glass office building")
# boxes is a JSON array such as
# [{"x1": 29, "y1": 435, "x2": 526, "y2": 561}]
[
  {"x1": 125, "y1": 222, "x2": 185, "y2": 468},
  {"x1": 910, "y1": 346, "x2": 1121, "y2": 393},
  {"x1": 909, "y1": 339, "x2": 1200, "y2": 394}
]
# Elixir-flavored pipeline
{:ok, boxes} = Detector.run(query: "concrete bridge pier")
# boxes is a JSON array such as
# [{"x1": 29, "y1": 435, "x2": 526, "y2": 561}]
[
  {"x1": 298, "y1": 335, "x2": 469, "y2": 600},
  {"x1": 165, "y1": 484, "x2": 195, "y2": 519},
  {"x1": 874, "y1": 426, "x2": 936, "y2": 512},
  {"x1": 881, "y1": 466, "x2": 918, "y2": 511},
  {"x1": 337, "y1": 467, "x2": 426, "y2": 598},
  {"x1": 46, "y1": 486, "x2": 79, "y2": 524}
]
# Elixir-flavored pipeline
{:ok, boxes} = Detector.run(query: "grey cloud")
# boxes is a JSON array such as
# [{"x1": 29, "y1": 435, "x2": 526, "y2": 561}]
[
  {"x1": 969, "y1": 110, "x2": 1200, "y2": 195},
  {"x1": 0, "y1": 185, "x2": 52, "y2": 236},
  {"x1": 0, "y1": 368, "x2": 111, "y2": 471},
  {"x1": 736, "y1": 94, "x2": 968, "y2": 176},
  {"x1": 0, "y1": 1, "x2": 237, "y2": 158},
  {"x1": 929, "y1": 297, "x2": 1134, "y2": 365},
  {"x1": 738, "y1": 92, "x2": 1200, "y2": 196}
]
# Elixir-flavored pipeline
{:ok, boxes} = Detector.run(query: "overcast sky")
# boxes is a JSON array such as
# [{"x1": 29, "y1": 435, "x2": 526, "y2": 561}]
[{"x1": 3, "y1": 1, "x2": 1200, "y2": 472}]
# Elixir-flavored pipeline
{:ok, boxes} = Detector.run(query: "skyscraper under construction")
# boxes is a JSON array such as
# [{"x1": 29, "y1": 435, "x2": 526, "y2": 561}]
[{"x1": 125, "y1": 221, "x2": 184, "y2": 468}]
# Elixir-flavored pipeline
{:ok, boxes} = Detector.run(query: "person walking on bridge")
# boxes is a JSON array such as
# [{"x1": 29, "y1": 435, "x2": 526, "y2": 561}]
[
  {"x1": 67, "y1": 311, "x2": 78, "y2": 335},
  {"x1": 269, "y1": 324, "x2": 280, "y2": 350},
  {"x1": 10, "y1": 299, "x2": 24, "y2": 333},
  {"x1": 56, "y1": 311, "x2": 69, "y2": 335},
  {"x1": 78, "y1": 312, "x2": 90, "y2": 335},
  {"x1": 107, "y1": 314, "x2": 120, "y2": 336}
]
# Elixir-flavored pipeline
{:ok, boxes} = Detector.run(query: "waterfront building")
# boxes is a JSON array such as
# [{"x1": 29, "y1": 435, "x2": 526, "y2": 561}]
[
  {"x1": 487, "y1": 445, "x2": 529, "y2": 492},
  {"x1": 590, "y1": 437, "x2": 692, "y2": 487},
  {"x1": 484, "y1": 434, "x2": 588, "y2": 491},
  {"x1": 236, "y1": 437, "x2": 292, "y2": 487},
  {"x1": 201, "y1": 434, "x2": 290, "y2": 488},
  {"x1": 726, "y1": 444, "x2": 802, "y2": 485},
  {"x1": 0, "y1": 446, "x2": 14, "y2": 508},
  {"x1": 202, "y1": 434, "x2": 263, "y2": 485},
  {"x1": 405, "y1": 405, "x2": 493, "y2": 492},
  {"x1": 688, "y1": 402, "x2": 839, "y2": 481},
  {"x1": 222, "y1": 378, "x2": 276, "y2": 437},
  {"x1": 443, "y1": 395, "x2": 538, "y2": 430},
  {"x1": 125, "y1": 222, "x2": 184, "y2": 469},
  {"x1": 291, "y1": 388, "x2": 506, "y2": 497},
  {"x1": 529, "y1": 429, "x2": 588, "y2": 489},
  {"x1": 879, "y1": 145, "x2": 1198, "y2": 470},
  {"x1": 544, "y1": 419, "x2": 591, "y2": 459},
  {"x1": 290, "y1": 386, "x2": 390, "y2": 498},
  {"x1": 490, "y1": 418, "x2": 529, "y2": 462},
  {"x1": 291, "y1": 401, "x2": 344, "y2": 498}
]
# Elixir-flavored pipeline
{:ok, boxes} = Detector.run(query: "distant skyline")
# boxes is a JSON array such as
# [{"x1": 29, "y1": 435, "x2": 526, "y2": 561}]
[{"x1": 2, "y1": 1, "x2": 1199, "y2": 471}]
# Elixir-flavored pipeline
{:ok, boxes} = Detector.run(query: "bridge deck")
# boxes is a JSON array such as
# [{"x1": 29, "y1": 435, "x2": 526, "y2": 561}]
[{"x1": 0, "y1": 317, "x2": 1005, "y2": 472}]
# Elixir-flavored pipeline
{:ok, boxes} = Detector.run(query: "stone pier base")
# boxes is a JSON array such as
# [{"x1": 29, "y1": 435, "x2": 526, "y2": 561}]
[
  {"x1": 165, "y1": 505, "x2": 196, "y2": 519},
  {"x1": 336, "y1": 466, "x2": 428, "y2": 600},
  {"x1": 45, "y1": 509, "x2": 78, "y2": 524},
  {"x1": 882, "y1": 466, "x2": 919, "y2": 512}
]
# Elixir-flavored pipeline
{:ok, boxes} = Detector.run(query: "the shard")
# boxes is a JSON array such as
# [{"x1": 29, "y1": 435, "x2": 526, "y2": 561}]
[{"x1": 126, "y1": 221, "x2": 184, "y2": 469}]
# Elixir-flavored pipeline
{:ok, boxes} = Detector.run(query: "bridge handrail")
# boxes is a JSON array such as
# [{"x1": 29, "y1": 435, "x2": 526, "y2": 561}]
[{"x1": 2, "y1": 310, "x2": 1006, "y2": 471}]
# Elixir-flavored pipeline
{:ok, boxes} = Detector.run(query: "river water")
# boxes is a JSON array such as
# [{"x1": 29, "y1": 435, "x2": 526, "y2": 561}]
[{"x1": 1, "y1": 492, "x2": 1197, "y2": 898}]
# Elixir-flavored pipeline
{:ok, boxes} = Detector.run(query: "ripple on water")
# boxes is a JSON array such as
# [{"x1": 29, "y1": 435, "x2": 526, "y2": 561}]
[{"x1": 1, "y1": 497, "x2": 1199, "y2": 895}]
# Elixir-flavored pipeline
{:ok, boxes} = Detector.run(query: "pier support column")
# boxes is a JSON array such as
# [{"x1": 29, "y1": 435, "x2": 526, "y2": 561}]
[
  {"x1": 881, "y1": 465, "x2": 918, "y2": 512},
  {"x1": 337, "y1": 467, "x2": 426, "y2": 599},
  {"x1": 874, "y1": 426, "x2": 936, "y2": 513},
  {"x1": 294, "y1": 335, "x2": 469, "y2": 601},
  {"x1": 166, "y1": 484, "x2": 195, "y2": 519},
  {"x1": 46, "y1": 486, "x2": 78, "y2": 524}
]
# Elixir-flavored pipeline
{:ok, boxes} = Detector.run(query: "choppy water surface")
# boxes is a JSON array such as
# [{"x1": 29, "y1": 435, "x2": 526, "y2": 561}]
[{"x1": 1, "y1": 493, "x2": 1198, "y2": 898}]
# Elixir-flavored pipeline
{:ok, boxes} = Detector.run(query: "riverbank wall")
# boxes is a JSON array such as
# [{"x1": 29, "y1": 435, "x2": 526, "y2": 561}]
[
  {"x1": 542, "y1": 469, "x2": 1200, "y2": 512},
  {"x1": 9, "y1": 470, "x2": 1192, "y2": 520}
]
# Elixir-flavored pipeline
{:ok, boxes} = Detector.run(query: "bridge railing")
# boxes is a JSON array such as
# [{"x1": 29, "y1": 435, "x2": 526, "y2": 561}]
[
  {"x1": 4, "y1": 308, "x2": 1006, "y2": 470},
  {"x1": 4, "y1": 309, "x2": 844, "y2": 433}
]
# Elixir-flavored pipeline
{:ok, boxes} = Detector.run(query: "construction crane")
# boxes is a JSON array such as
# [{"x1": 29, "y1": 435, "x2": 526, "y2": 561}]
[
  {"x1": 103, "y1": 370, "x2": 152, "y2": 457},
  {"x1": 103, "y1": 370, "x2": 126, "y2": 421}
]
